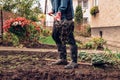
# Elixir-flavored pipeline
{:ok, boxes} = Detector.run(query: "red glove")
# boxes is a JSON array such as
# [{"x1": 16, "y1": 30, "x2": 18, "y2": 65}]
[{"x1": 54, "y1": 12, "x2": 61, "y2": 21}]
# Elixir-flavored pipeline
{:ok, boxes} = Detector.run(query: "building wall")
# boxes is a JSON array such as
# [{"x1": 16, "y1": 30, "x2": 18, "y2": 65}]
[
  {"x1": 90, "y1": 0, "x2": 120, "y2": 43},
  {"x1": 73, "y1": 0, "x2": 78, "y2": 12},
  {"x1": 90, "y1": 0, "x2": 120, "y2": 28},
  {"x1": 81, "y1": 0, "x2": 91, "y2": 23},
  {"x1": 91, "y1": 26, "x2": 120, "y2": 42}
]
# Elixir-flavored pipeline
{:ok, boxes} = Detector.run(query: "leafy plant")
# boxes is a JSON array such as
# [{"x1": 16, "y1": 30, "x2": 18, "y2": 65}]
[
  {"x1": 74, "y1": 5, "x2": 83, "y2": 25},
  {"x1": 91, "y1": 54, "x2": 106, "y2": 66},
  {"x1": 91, "y1": 37, "x2": 106, "y2": 49},
  {"x1": 1, "y1": 0, "x2": 42, "y2": 20},
  {"x1": 90, "y1": 6, "x2": 99, "y2": 16},
  {"x1": 3, "y1": 32, "x2": 19, "y2": 46},
  {"x1": 79, "y1": 52, "x2": 93, "y2": 62},
  {"x1": 82, "y1": 37, "x2": 106, "y2": 49},
  {"x1": 42, "y1": 29, "x2": 50, "y2": 36},
  {"x1": 104, "y1": 48, "x2": 120, "y2": 65},
  {"x1": 3, "y1": 17, "x2": 41, "y2": 46},
  {"x1": 10, "y1": 33, "x2": 19, "y2": 46},
  {"x1": 79, "y1": 24, "x2": 91, "y2": 37},
  {"x1": 79, "y1": 48, "x2": 120, "y2": 67},
  {"x1": 84, "y1": 41, "x2": 94, "y2": 49},
  {"x1": 117, "y1": 53, "x2": 120, "y2": 59},
  {"x1": 9, "y1": 24, "x2": 26, "y2": 37}
]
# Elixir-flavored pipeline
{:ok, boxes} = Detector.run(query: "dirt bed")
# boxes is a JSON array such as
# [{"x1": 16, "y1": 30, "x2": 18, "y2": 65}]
[
  {"x1": 1, "y1": 42, "x2": 57, "y2": 49},
  {"x1": 0, "y1": 50, "x2": 120, "y2": 80}
]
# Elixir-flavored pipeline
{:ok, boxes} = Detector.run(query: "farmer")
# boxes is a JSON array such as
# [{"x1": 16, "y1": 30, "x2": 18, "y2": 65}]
[{"x1": 48, "y1": 0, "x2": 78, "y2": 69}]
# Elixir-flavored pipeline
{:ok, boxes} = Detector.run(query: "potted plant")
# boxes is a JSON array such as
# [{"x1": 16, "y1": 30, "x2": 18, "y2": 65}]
[{"x1": 90, "y1": 6, "x2": 99, "y2": 16}]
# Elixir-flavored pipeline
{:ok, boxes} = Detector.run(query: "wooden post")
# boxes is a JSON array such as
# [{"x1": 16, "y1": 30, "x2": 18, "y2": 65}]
[
  {"x1": 0, "y1": 9, "x2": 3, "y2": 43},
  {"x1": 44, "y1": 0, "x2": 47, "y2": 27},
  {"x1": 44, "y1": 0, "x2": 47, "y2": 14}
]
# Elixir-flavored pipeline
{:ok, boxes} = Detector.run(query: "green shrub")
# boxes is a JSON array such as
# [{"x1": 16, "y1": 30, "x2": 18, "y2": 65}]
[
  {"x1": 91, "y1": 37, "x2": 106, "y2": 49},
  {"x1": 80, "y1": 24, "x2": 91, "y2": 37},
  {"x1": 75, "y1": 24, "x2": 91, "y2": 37},
  {"x1": 3, "y1": 17, "x2": 41, "y2": 46},
  {"x1": 29, "y1": 15, "x2": 39, "y2": 22},
  {"x1": 9, "y1": 25, "x2": 26, "y2": 37},
  {"x1": 84, "y1": 41, "x2": 94, "y2": 49},
  {"x1": 117, "y1": 53, "x2": 120, "y2": 59},
  {"x1": 79, "y1": 52, "x2": 93, "y2": 62},
  {"x1": 82, "y1": 37, "x2": 106, "y2": 49},
  {"x1": 79, "y1": 49, "x2": 120, "y2": 67},
  {"x1": 104, "y1": 48, "x2": 120, "y2": 64},
  {"x1": 90, "y1": 6, "x2": 99, "y2": 16},
  {"x1": 74, "y1": 5, "x2": 83, "y2": 25},
  {"x1": 91, "y1": 54, "x2": 106, "y2": 66},
  {"x1": 3, "y1": 32, "x2": 19, "y2": 46},
  {"x1": 42, "y1": 29, "x2": 51, "y2": 37}
]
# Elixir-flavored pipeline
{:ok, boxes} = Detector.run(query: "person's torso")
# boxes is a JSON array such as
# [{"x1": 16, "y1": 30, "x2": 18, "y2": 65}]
[{"x1": 53, "y1": 0, "x2": 74, "y2": 20}]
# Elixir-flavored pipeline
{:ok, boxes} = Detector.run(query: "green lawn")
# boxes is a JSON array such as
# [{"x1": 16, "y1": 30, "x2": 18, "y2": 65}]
[
  {"x1": 40, "y1": 36, "x2": 55, "y2": 45},
  {"x1": 39, "y1": 36, "x2": 80, "y2": 46}
]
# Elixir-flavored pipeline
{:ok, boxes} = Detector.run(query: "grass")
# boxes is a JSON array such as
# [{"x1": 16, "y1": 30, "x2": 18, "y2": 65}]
[
  {"x1": 40, "y1": 36, "x2": 55, "y2": 45},
  {"x1": 39, "y1": 36, "x2": 80, "y2": 46}
]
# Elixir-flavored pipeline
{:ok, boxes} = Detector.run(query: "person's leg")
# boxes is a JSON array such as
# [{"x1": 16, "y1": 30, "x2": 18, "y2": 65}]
[
  {"x1": 51, "y1": 21, "x2": 68, "y2": 65},
  {"x1": 68, "y1": 32, "x2": 78, "y2": 63},
  {"x1": 63, "y1": 21, "x2": 78, "y2": 69},
  {"x1": 57, "y1": 44, "x2": 67, "y2": 60}
]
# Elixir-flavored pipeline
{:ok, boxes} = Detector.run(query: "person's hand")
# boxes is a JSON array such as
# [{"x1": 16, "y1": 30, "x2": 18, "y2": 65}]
[
  {"x1": 54, "y1": 12, "x2": 61, "y2": 21},
  {"x1": 48, "y1": 11, "x2": 53, "y2": 16}
]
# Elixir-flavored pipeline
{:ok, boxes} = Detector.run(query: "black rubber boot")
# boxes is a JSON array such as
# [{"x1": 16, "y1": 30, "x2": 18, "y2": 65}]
[
  {"x1": 64, "y1": 45, "x2": 78, "y2": 69},
  {"x1": 51, "y1": 59, "x2": 68, "y2": 65},
  {"x1": 70, "y1": 45, "x2": 78, "y2": 63},
  {"x1": 57, "y1": 44, "x2": 67, "y2": 60},
  {"x1": 64, "y1": 62, "x2": 78, "y2": 69},
  {"x1": 51, "y1": 44, "x2": 68, "y2": 65}
]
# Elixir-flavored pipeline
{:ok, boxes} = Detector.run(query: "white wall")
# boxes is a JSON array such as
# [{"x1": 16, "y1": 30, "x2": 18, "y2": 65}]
[
  {"x1": 83, "y1": 0, "x2": 91, "y2": 22},
  {"x1": 70, "y1": 0, "x2": 91, "y2": 23},
  {"x1": 45, "y1": 0, "x2": 54, "y2": 27}
]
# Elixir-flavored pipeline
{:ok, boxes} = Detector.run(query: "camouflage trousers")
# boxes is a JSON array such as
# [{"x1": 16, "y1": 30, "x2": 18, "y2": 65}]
[{"x1": 52, "y1": 20, "x2": 78, "y2": 63}]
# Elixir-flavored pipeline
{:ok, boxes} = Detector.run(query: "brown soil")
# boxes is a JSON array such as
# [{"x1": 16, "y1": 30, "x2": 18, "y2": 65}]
[
  {"x1": 1, "y1": 42, "x2": 57, "y2": 49},
  {"x1": 0, "y1": 50, "x2": 120, "y2": 80}
]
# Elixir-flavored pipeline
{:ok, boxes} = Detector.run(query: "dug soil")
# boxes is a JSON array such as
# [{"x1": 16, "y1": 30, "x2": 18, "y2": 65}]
[
  {"x1": 0, "y1": 50, "x2": 120, "y2": 80},
  {"x1": 1, "y1": 42, "x2": 57, "y2": 49}
]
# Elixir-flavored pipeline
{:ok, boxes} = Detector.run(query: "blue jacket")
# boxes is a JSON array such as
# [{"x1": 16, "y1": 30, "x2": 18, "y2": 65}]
[{"x1": 50, "y1": 0, "x2": 74, "y2": 20}]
